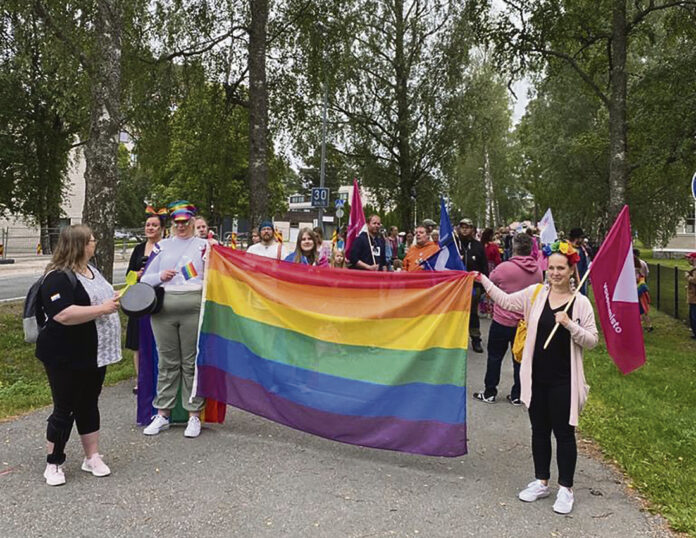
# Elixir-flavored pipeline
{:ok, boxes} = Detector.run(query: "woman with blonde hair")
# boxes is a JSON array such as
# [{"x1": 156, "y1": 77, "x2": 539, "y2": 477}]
[
  {"x1": 330, "y1": 248, "x2": 346, "y2": 268},
  {"x1": 36, "y1": 225, "x2": 121, "y2": 485}
]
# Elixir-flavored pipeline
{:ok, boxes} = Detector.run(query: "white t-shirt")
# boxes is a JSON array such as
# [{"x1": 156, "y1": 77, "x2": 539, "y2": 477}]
[
  {"x1": 247, "y1": 241, "x2": 289, "y2": 260},
  {"x1": 141, "y1": 236, "x2": 208, "y2": 290}
]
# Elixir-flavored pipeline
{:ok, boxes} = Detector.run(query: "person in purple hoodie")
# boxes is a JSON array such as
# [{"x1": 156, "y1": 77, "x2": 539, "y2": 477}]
[{"x1": 473, "y1": 233, "x2": 543, "y2": 404}]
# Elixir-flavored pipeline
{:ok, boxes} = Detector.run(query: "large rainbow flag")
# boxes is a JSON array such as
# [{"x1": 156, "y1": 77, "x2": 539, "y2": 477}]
[{"x1": 194, "y1": 245, "x2": 473, "y2": 456}]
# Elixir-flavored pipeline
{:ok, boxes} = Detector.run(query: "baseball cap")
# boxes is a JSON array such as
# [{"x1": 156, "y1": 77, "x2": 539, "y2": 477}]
[{"x1": 459, "y1": 218, "x2": 474, "y2": 227}]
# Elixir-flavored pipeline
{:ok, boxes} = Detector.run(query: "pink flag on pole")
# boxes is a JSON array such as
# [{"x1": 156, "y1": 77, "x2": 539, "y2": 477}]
[
  {"x1": 589, "y1": 205, "x2": 646, "y2": 374},
  {"x1": 345, "y1": 178, "x2": 366, "y2": 258}
]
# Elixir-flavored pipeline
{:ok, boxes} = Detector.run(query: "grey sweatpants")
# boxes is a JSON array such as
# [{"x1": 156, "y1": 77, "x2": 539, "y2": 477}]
[{"x1": 150, "y1": 289, "x2": 205, "y2": 412}]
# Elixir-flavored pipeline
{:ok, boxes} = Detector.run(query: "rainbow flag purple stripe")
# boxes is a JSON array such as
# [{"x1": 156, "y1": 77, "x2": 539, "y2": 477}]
[{"x1": 194, "y1": 246, "x2": 473, "y2": 456}]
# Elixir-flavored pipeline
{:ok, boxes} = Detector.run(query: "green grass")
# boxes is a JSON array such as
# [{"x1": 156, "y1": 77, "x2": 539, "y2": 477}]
[
  {"x1": 0, "y1": 301, "x2": 135, "y2": 420},
  {"x1": 581, "y1": 308, "x2": 696, "y2": 535}
]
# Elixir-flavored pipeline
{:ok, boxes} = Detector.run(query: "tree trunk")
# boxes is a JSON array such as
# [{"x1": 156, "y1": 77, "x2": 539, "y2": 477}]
[
  {"x1": 82, "y1": 0, "x2": 121, "y2": 282},
  {"x1": 608, "y1": 0, "x2": 628, "y2": 220},
  {"x1": 247, "y1": 0, "x2": 269, "y2": 229},
  {"x1": 393, "y1": 0, "x2": 414, "y2": 231}
]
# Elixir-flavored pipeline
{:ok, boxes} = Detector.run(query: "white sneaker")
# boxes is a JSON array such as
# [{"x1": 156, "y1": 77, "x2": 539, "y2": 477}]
[
  {"x1": 553, "y1": 486, "x2": 575, "y2": 514},
  {"x1": 44, "y1": 463, "x2": 66, "y2": 486},
  {"x1": 143, "y1": 414, "x2": 170, "y2": 435},
  {"x1": 518, "y1": 479, "x2": 551, "y2": 502},
  {"x1": 184, "y1": 416, "x2": 201, "y2": 438},
  {"x1": 81, "y1": 454, "x2": 111, "y2": 477}
]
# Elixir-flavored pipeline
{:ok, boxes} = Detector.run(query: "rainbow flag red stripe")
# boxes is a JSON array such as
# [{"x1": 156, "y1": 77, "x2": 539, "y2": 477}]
[{"x1": 194, "y1": 246, "x2": 472, "y2": 456}]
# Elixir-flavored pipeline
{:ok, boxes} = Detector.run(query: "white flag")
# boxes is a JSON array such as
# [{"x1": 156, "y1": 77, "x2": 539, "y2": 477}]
[{"x1": 538, "y1": 208, "x2": 557, "y2": 245}]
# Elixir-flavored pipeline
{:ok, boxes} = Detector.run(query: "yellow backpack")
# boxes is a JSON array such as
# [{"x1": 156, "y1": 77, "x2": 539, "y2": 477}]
[{"x1": 512, "y1": 284, "x2": 544, "y2": 363}]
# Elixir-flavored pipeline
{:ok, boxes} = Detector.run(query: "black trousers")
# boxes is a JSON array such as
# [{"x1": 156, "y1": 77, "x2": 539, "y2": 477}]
[
  {"x1": 44, "y1": 364, "x2": 106, "y2": 465},
  {"x1": 528, "y1": 382, "x2": 576, "y2": 487},
  {"x1": 469, "y1": 284, "x2": 482, "y2": 341}
]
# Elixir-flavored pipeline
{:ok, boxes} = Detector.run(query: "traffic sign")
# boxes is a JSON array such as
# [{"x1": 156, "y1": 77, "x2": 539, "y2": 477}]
[
  {"x1": 311, "y1": 187, "x2": 329, "y2": 208},
  {"x1": 335, "y1": 198, "x2": 345, "y2": 208},
  {"x1": 335, "y1": 207, "x2": 344, "y2": 219}
]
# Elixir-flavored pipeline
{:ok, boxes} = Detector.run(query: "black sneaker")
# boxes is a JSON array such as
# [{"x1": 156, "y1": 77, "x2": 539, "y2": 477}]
[
  {"x1": 506, "y1": 395, "x2": 522, "y2": 406},
  {"x1": 471, "y1": 339, "x2": 484, "y2": 353},
  {"x1": 473, "y1": 392, "x2": 495, "y2": 403}
]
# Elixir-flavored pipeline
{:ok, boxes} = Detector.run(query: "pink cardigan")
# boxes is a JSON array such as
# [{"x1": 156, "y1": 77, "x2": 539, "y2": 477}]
[{"x1": 481, "y1": 275, "x2": 599, "y2": 426}]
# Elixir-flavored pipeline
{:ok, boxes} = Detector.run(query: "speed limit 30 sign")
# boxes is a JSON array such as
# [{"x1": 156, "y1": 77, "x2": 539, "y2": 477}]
[{"x1": 311, "y1": 187, "x2": 330, "y2": 208}]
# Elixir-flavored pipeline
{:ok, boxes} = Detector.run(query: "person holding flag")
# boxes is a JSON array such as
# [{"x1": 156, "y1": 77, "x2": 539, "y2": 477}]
[
  {"x1": 140, "y1": 201, "x2": 214, "y2": 439},
  {"x1": 345, "y1": 180, "x2": 386, "y2": 271},
  {"x1": 475, "y1": 239, "x2": 598, "y2": 515}
]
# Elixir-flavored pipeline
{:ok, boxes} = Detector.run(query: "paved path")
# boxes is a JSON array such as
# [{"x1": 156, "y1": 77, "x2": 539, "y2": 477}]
[
  {"x1": 0, "y1": 258, "x2": 129, "y2": 301},
  {"x1": 0, "y1": 319, "x2": 671, "y2": 537}
]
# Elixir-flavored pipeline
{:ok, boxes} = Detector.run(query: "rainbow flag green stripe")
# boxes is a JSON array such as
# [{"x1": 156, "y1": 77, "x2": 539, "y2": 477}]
[
  {"x1": 201, "y1": 302, "x2": 467, "y2": 387},
  {"x1": 195, "y1": 246, "x2": 473, "y2": 456}
]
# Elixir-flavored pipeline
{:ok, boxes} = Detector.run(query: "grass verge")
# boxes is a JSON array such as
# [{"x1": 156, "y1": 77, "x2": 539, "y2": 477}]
[
  {"x1": 0, "y1": 301, "x2": 134, "y2": 420},
  {"x1": 581, "y1": 307, "x2": 696, "y2": 535}
]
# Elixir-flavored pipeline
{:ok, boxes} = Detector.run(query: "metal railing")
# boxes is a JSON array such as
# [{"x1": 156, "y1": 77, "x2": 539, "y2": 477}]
[{"x1": 646, "y1": 263, "x2": 689, "y2": 323}]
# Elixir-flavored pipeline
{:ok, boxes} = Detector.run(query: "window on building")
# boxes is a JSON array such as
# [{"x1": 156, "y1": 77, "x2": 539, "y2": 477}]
[
  {"x1": 290, "y1": 195, "x2": 305, "y2": 204},
  {"x1": 685, "y1": 217, "x2": 695, "y2": 234},
  {"x1": 338, "y1": 192, "x2": 349, "y2": 201}
]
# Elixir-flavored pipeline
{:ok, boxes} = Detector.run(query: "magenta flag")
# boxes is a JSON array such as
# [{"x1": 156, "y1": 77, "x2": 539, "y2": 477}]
[
  {"x1": 589, "y1": 205, "x2": 646, "y2": 374},
  {"x1": 344, "y1": 178, "x2": 367, "y2": 257}
]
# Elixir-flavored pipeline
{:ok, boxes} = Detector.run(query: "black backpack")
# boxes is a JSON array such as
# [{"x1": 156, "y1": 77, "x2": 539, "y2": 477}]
[{"x1": 23, "y1": 270, "x2": 78, "y2": 343}]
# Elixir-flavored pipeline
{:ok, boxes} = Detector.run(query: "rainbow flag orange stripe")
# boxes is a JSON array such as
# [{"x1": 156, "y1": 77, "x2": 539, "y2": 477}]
[{"x1": 195, "y1": 246, "x2": 473, "y2": 456}]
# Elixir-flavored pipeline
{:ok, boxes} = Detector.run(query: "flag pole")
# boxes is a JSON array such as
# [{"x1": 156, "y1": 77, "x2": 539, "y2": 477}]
[
  {"x1": 366, "y1": 232, "x2": 377, "y2": 266},
  {"x1": 542, "y1": 262, "x2": 593, "y2": 350}
]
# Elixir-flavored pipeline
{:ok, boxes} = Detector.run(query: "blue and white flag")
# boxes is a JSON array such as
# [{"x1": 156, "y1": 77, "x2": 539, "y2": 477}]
[{"x1": 424, "y1": 199, "x2": 465, "y2": 271}]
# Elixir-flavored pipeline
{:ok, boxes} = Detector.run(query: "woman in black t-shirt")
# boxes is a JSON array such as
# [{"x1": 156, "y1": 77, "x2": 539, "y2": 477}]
[
  {"x1": 36, "y1": 225, "x2": 121, "y2": 486},
  {"x1": 125, "y1": 208, "x2": 165, "y2": 393},
  {"x1": 476, "y1": 240, "x2": 598, "y2": 515}
]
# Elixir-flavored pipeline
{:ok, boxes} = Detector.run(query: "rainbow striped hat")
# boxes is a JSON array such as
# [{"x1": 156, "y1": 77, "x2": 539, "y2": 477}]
[{"x1": 168, "y1": 200, "x2": 197, "y2": 222}]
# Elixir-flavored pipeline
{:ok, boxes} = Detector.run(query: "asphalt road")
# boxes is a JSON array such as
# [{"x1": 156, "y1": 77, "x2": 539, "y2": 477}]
[
  {"x1": 0, "y1": 319, "x2": 672, "y2": 538},
  {"x1": 0, "y1": 261, "x2": 129, "y2": 302}
]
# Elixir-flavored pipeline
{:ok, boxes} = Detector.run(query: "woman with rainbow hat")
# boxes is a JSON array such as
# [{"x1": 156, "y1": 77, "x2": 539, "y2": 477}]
[{"x1": 140, "y1": 201, "x2": 211, "y2": 438}]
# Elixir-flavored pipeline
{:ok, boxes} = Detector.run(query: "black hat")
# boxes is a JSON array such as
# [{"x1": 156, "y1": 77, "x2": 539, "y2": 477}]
[{"x1": 569, "y1": 228, "x2": 585, "y2": 240}]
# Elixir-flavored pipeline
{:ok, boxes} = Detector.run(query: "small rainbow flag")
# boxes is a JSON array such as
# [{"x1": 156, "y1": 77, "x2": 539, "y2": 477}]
[
  {"x1": 181, "y1": 261, "x2": 198, "y2": 280},
  {"x1": 194, "y1": 246, "x2": 473, "y2": 456}
]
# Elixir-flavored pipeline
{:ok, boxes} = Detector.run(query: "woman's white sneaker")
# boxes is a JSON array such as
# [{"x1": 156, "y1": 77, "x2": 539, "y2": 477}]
[
  {"x1": 44, "y1": 463, "x2": 66, "y2": 486},
  {"x1": 553, "y1": 486, "x2": 575, "y2": 514},
  {"x1": 518, "y1": 479, "x2": 550, "y2": 502},
  {"x1": 143, "y1": 414, "x2": 170, "y2": 435},
  {"x1": 184, "y1": 416, "x2": 201, "y2": 438},
  {"x1": 81, "y1": 454, "x2": 111, "y2": 477}
]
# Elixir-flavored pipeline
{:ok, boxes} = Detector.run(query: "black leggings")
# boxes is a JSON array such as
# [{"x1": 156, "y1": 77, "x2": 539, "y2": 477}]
[
  {"x1": 44, "y1": 364, "x2": 106, "y2": 465},
  {"x1": 528, "y1": 382, "x2": 577, "y2": 488}
]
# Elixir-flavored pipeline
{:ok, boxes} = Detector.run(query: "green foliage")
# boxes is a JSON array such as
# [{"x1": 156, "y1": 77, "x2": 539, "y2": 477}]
[
  {"x1": 0, "y1": 6, "x2": 86, "y2": 227},
  {"x1": 448, "y1": 58, "x2": 522, "y2": 226},
  {"x1": 491, "y1": 0, "x2": 696, "y2": 242}
]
